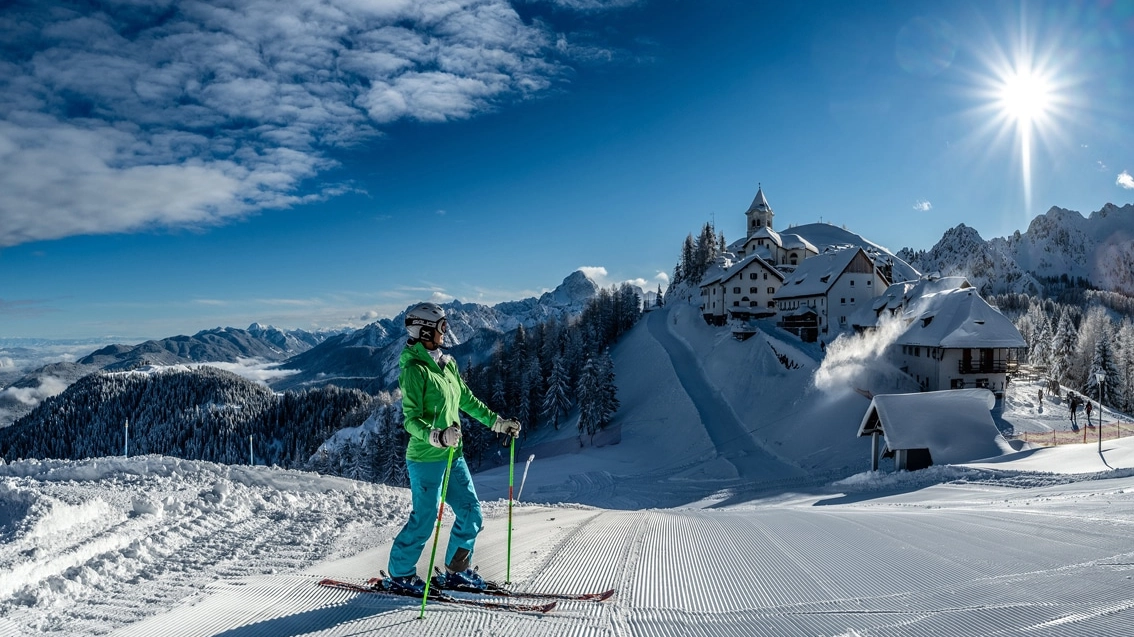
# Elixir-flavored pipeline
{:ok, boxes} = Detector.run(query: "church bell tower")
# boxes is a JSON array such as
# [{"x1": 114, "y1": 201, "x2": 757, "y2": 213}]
[{"x1": 745, "y1": 184, "x2": 774, "y2": 239}]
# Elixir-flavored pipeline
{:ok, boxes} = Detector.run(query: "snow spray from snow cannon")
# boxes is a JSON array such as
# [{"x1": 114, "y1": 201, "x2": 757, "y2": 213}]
[{"x1": 420, "y1": 445, "x2": 457, "y2": 619}]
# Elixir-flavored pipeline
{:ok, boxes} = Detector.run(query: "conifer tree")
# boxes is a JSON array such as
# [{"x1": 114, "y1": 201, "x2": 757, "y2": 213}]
[{"x1": 542, "y1": 358, "x2": 572, "y2": 430}]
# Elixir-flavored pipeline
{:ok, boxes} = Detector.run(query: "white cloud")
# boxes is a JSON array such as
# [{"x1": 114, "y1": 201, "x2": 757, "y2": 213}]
[
  {"x1": 535, "y1": 0, "x2": 642, "y2": 10},
  {"x1": 1118, "y1": 171, "x2": 1134, "y2": 190},
  {"x1": 578, "y1": 266, "x2": 611, "y2": 287},
  {"x1": 360, "y1": 310, "x2": 380, "y2": 321},
  {"x1": 0, "y1": 0, "x2": 564, "y2": 247},
  {"x1": 913, "y1": 199, "x2": 933, "y2": 212},
  {"x1": 1097, "y1": 160, "x2": 1108, "y2": 172}
]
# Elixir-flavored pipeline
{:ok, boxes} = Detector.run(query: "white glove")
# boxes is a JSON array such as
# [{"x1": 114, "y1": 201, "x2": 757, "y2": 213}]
[
  {"x1": 492, "y1": 418, "x2": 521, "y2": 438},
  {"x1": 429, "y1": 426, "x2": 462, "y2": 448}
]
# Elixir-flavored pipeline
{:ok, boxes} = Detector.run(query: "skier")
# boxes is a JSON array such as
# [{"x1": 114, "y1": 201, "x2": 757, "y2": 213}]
[
  {"x1": 385, "y1": 302, "x2": 522, "y2": 595},
  {"x1": 1069, "y1": 394, "x2": 1079, "y2": 431}
]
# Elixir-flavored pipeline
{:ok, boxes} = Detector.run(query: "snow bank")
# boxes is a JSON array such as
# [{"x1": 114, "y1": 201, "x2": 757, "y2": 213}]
[{"x1": 0, "y1": 456, "x2": 409, "y2": 635}]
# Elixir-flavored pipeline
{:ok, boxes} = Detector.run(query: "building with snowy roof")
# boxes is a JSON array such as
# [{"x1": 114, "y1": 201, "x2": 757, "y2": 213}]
[
  {"x1": 857, "y1": 388, "x2": 1014, "y2": 471},
  {"x1": 772, "y1": 246, "x2": 891, "y2": 342},
  {"x1": 892, "y1": 287, "x2": 1024, "y2": 397},
  {"x1": 734, "y1": 186, "x2": 819, "y2": 268},
  {"x1": 855, "y1": 275, "x2": 973, "y2": 330},
  {"x1": 699, "y1": 252, "x2": 785, "y2": 326}
]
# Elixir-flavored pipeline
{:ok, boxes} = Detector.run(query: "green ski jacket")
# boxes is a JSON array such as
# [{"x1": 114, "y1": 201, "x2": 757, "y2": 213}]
[{"x1": 398, "y1": 341, "x2": 498, "y2": 463}]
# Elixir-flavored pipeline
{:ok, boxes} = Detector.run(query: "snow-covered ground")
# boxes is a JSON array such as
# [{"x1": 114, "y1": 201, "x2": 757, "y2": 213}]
[{"x1": 4, "y1": 305, "x2": 1134, "y2": 636}]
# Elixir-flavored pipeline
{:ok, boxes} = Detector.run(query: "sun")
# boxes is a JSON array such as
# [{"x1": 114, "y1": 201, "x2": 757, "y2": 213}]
[
  {"x1": 997, "y1": 68, "x2": 1053, "y2": 124},
  {"x1": 969, "y1": 22, "x2": 1075, "y2": 217}
]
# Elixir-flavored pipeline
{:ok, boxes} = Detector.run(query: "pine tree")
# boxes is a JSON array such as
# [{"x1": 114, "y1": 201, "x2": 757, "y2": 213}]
[
  {"x1": 576, "y1": 357, "x2": 599, "y2": 442},
  {"x1": 1086, "y1": 335, "x2": 1124, "y2": 409},
  {"x1": 1118, "y1": 318, "x2": 1134, "y2": 413},
  {"x1": 1049, "y1": 311, "x2": 1077, "y2": 387},
  {"x1": 542, "y1": 358, "x2": 572, "y2": 430}
]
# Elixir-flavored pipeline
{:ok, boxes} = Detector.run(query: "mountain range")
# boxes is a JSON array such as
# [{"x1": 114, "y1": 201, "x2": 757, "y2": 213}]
[
  {"x1": 0, "y1": 271, "x2": 600, "y2": 427},
  {"x1": 897, "y1": 202, "x2": 1134, "y2": 296}
]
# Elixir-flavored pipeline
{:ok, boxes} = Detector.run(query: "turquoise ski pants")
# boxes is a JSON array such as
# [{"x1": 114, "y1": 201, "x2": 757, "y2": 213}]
[{"x1": 387, "y1": 456, "x2": 483, "y2": 578}]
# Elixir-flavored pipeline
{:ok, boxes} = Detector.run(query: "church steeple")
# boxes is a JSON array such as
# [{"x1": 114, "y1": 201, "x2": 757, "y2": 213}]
[{"x1": 745, "y1": 183, "x2": 774, "y2": 238}]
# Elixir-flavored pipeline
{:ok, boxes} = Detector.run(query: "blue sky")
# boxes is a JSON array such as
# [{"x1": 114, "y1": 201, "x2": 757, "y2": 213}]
[{"x1": 2, "y1": 0, "x2": 1133, "y2": 341}]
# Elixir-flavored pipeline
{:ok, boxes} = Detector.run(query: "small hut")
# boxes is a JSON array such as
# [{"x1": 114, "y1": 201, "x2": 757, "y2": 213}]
[{"x1": 857, "y1": 388, "x2": 1013, "y2": 471}]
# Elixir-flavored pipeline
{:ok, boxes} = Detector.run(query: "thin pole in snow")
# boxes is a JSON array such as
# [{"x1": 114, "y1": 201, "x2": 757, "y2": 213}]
[
  {"x1": 517, "y1": 454, "x2": 535, "y2": 501},
  {"x1": 124, "y1": 418, "x2": 129, "y2": 457}
]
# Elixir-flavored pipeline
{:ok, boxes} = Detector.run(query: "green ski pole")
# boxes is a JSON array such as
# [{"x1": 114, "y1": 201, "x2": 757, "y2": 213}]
[
  {"x1": 420, "y1": 445, "x2": 456, "y2": 619},
  {"x1": 506, "y1": 434, "x2": 516, "y2": 584}
]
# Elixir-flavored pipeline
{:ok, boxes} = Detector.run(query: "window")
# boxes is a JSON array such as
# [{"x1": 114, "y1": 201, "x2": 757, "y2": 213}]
[
  {"x1": 951, "y1": 379, "x2": 965, "y2": 389},
  {"x1": 850, "y1": 298, "x2": 855, "y2": 303},
  {"x1": 850, "y1": 280, "x2": 855, "y2": 286},
  {"x1": 763, "y1": 273, "x2": 768, "y2": 280},
  {"x1": 733, "y1": 301, "x2": 740, "y2": 307},
  {"x1": 840, "y1": 298, "x2": 846, "y2": 304},
  {"x1": 749, "y1": 273, "x2": 757, "y2": 279},
  {"x1": 867, "y1": 280, "x2": 872, "y2": 286},
  {"x1": 767, "y1": 287, "x2": 774, "y2": 294},
  {"x1": 976, "y1": 378, "x2": 990, "y2": 389},
  {"x1": 750, "y1": 287, "x2": 758, "y2": 294},
  {"x1": 733, "y1": 287, "x2": 741, "y2": 294}
]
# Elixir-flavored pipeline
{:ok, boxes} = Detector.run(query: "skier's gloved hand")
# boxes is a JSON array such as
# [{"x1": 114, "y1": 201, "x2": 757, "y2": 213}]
[
  {"x1": 492, "y1": 417, "x2": 522, "y2": 438},
  {"x1": 429, "y1": 425, "x2": 462, "y2": 448}
]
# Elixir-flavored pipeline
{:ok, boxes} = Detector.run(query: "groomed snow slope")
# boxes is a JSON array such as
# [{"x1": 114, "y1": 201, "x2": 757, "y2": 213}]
[{"x1": 4, "y1": 304, "x2": 1134, "y2": 636}]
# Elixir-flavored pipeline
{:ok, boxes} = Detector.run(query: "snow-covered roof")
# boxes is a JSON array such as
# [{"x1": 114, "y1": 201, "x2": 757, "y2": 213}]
[
  {"x1": 700, "y1": 252, "x2": 782, "y2": 288},
  {"x1": 865, "y1": 276, "x2": 972, "y2": 324},
  {"x1": 780, "y1": 233, "x2": 817, "y2": 253},
  {"x1": 774, "y1": 247, "x2": 868, "y2": 300},
  {"x1": 857, "y1": 389, "x2": 1013, "y2": 464},
  {"x1": 896, "y1": 287, "x2": 1025, "y2": 349},
  {"x1": 748, "y1": 226, "x2": 783, "y2": 248},
  {"x1": 746, "y1": 186, "x2": 772, "y2": 214}
]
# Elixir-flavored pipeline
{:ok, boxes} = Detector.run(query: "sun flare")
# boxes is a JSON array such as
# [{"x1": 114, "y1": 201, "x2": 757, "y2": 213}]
[{"x1": 998, "y1": 69, "x2": 1052, "y2": 123}]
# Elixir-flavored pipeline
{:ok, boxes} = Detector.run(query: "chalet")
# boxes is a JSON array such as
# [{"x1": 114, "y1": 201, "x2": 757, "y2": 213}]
[
  {"x1": 773, "y1": 247, "x2": 890, "y2": 342},
  {"x1": 700, "y1": 253, "x2": 785, "y2": 326},
  {"x1": 893, "y1": 287, "x2": 1024, "y2": 397},
  {"x1": 854, "y1": 275, "x2": 973, "y2": 331},
  {"x1": 857, "y1": 388, "x2": 1012, "y2": 471}
]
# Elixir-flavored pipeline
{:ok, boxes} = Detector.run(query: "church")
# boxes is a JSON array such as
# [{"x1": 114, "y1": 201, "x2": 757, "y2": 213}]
[{"x1": 699, "y1": 186, "x2": 820, "y2": 326}]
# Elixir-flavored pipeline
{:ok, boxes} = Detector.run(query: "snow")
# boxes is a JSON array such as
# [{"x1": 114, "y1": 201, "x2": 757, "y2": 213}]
[
  {"x1": 4, "y1": 304, "x2": 1134, "y2": 636},
  {"x1": 898, "y1": 287, "x2": 1027, "y2": 348},
  {"x1": 858, "y1": 389, "x2": 1015, "y2": 465}
]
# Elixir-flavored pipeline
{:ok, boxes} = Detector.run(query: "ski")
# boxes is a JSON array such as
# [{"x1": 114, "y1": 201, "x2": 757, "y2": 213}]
[
  {"x1": 317, "y1": 578, "x2": 557, "y2": 614},
  {"x1": 427, "y1": 569, "x2": 616, "y2": 602}
]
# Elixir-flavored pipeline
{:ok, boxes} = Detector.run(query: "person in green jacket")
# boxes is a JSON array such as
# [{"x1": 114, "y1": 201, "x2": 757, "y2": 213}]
[{"x1": 384, "y1": 302, "x2": 521, "y2": 594}]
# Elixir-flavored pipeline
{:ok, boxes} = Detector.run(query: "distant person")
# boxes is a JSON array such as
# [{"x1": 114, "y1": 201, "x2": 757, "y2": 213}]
[
  {"x1": 1085, "y1": 400, "x2": 1094, "y2": 427},
  {"x1": 1038, "y1": 388, "x2": 1043, "y2": 404},
  {"x1": 1069, "y1": 394, "x2": 1079, "y2": 430},
  {"x1": 384, "y1": 302, "x2": 522, "y2": 595}
]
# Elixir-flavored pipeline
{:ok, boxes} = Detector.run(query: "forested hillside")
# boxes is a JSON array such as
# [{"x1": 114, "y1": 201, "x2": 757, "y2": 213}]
[{"x1": 0, "y1": 367, "x2": 374, "y2": 467}]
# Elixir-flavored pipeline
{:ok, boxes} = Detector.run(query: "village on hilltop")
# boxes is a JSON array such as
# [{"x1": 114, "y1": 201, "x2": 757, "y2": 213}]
[{"x1": 691, "y1": 186, "x2": 1028, "y2": 470}]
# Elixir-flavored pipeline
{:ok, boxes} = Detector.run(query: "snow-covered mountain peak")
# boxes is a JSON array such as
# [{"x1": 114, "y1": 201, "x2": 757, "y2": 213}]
[{"x1": 539, "y1": 270, "x2": 600, "y2": 307}]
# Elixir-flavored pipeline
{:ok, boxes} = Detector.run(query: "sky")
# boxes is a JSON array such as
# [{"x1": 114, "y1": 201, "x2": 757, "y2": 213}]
[{"x1": 2, "y1": 0, "x2": 1134, "y2": 341}]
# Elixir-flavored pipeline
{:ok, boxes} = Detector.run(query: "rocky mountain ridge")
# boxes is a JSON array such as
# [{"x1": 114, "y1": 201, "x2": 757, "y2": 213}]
[{"x1": 898, "y1": 202, "x2": 1134, "y2": 296}]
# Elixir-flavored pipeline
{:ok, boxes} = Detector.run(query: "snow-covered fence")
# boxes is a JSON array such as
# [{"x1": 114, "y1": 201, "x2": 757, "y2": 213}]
[{"x1": 1005, "y1": 421, "x2": 1132, "y2": 447}]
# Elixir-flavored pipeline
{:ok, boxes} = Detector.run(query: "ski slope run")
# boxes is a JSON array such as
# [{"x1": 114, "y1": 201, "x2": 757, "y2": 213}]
[{"x1": 109, "y1": 469, "x2": 1134, "y2": 637}]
